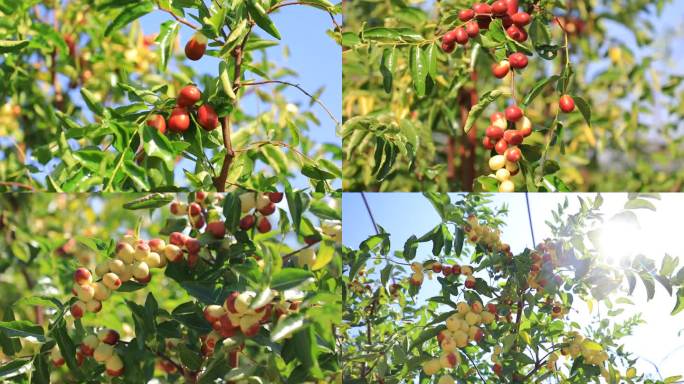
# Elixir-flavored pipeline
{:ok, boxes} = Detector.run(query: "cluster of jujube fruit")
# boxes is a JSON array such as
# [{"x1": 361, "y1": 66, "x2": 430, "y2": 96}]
[
  {"x1": 50, "y1": 329, "x2": 124, "y2": 377},
  {"x1": 482, "y1": 106, "x2": 528, "y2": 192},
  {"x1": 145, "y1": 84, "x2": 219, "y2": 135},
  {"x1": 441, "y1": 0, "x2": 530, "y2": 53},
  {"x1": 68, "y1": 191, "x2": 282, "y2": 320},
  {"x1": 440, "y1": 1, "x2": 579, "y2": 191},
  {"x1": 421, "y1": 301, "x2": 497, "y2": 381},
  {"x1": 143, "y1": 32, "x2": 220, "y2": 135},
  {"x1": 68, "y1": 232, "x2": 169, "y2": 318},
  {"x1": 234, "y1": 191, "x2": 284, "y2": 233},
  {"x1": 200, "y1": 290, "x2": 302, "y2": 362}
]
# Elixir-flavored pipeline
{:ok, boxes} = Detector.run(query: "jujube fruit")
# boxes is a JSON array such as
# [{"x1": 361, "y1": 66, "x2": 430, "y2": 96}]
[
  {"x1": 559, "y1": 95, "x2": 575, "y2": 113},
  {"x1": 504, "y1": 105, "x2": 524, "y2": 122},
  {"x1": 465, "y1": 21, "x2": 480, "y2": 37},
  {"x1": 494, "y1": 139, "x2": 508, "y2": 155},
  {"x1": 458, "y1": 9, "x2": 475, "y2": 21},
  {"x1": 511, "y1": 12, "x2": 531, "y2": 26},
  {"x1": 491, "y1": 60, "x2": 510, "y2": 79},
  {"x1": 491, "y1": 0, "x2": 507, "y2": 15},
  {"x1": 509, "y1": 52, "x2": 528, "y2": 69},
  {"x1": 485, "y1": 125, "x2": 504, "y2": 140},
  {"x1": 503, "y1": 130, "x2": 523, "y2": 145},
  {"x1": 185, "y1": 33, "x2": 207, "y2": 61},
  {"x1": 505, "y1": 147, "x2": 522, "y2": 162},
  {"x1": 197, "y1": 104, "x2": 219, "y2": 131},
  {"x1": 176, "y1": 85, "x2": 202, "y2": 107},
  {"x1": 146, "y1": 114, "x2": 166, "y2": 134},
  {"x1": 454, "y1": 28, "x2": 469, "y2": 45},
  {"x1": 168, "y1": 107, "x2": 190, "y2": 132}
]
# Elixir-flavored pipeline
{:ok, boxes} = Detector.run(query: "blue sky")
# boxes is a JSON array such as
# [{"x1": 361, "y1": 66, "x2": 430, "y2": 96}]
[{"x1": 342, "y1": 193, "x2": 684, "y2": 378}]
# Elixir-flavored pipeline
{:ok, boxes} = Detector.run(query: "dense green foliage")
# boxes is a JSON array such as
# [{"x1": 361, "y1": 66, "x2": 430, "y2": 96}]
[
  {"x1": 0, "y1": 191, "x2": 342, "y2": 383},
  {"x1": 342, "y1": 0, "x2": 684, "y2": 192}
]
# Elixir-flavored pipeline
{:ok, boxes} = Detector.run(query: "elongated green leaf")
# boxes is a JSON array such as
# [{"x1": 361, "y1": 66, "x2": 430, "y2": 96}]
[
  {"x1": 0, "y1": 321, "x2": 44, "y2": 341},
  {"x1": 426, "y1": 43, "x2": 437, "y2": 79},
  {"x1": 464, "y1": 89, "x2": 506, "y2": 133},
  {"x1": 80, "y1": 88, "x2": 104, "y2": 116},
  {"x1": 156, "y1": 21, "x2": 179, "y2": 71},
  {"x1": 104, "y1": 1, "x2": 153, "y2": 37},
  {"x1": 219, "y1": 61, "x2": 237, "y2": 99},
  {"x1": 410, "y1": 46, "x2": 426, "y2": 97},
  {"x1": 270, "y1": 314, "x2": 305, "y2": 342},
  {"x1": 122, "y1": 193, "x2": 175, "y2": 210},
  {"x1": 624, "y1": 198, "x2": 656, "y2": 211},
  {"x1": 0, "y1": 39, "x2": 29, "y2": 53},
  {"x1": 271, "y1": 269, "x2": 314, "y2": 290},
  {"x1": 380, "y1": 47, "x2": 396, "y2": 94},
  {"x1": 362, "y1": 27, "x2": 401, "y2": 42},
  {"x1": 522, "y1": 75, "x2": 559, "y2": 107},
  {"x1": 573, "y1": 95, "x2": 591, "y2": 127},
  {"x1": 246, "y1": 0, "x2": 281, "y2": 40},
  {"x1": 672, "y1": 288, "x2": 684, "y2": 315}
]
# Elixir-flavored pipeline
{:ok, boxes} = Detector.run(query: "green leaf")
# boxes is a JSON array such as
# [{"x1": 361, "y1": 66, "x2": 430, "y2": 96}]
[
  {"x1": 573, "y1": 95, "x2": 591, "y2": 127},
  {"x1": 219, "y1": 60, "x2": 237, "y2": 100},
  {"x1": 654, "y1": 275, "x2": 673, "y2": 296},
  {"x1": 123, "y1": 193, "x2": 175, "y2": 210},
  {"x1": 522, "y1": 75, "x2": 559, "y2": 107},
  {"x1": 380, "y1": 47, "x2": 396, "y2": 94},
  {"x1": 624, "y1": 198, "x2": 656, "y2": 211},
  {"x1": 464, "y1": 89, "x2": 506, "y2": 133},
  {"x1": 660, "y1": 254, "x2": 678, "y2": 278},
  {"x1": 0, "y1": 321, "x2": 45, "y2": 341},
  {"x1": 426, "y1": 43, "x2": 437, "y2": 80},
  {"x1": 80, "y1": 88, "x2": 104, "y2": 116},
  {"x1": 0, "y1": 39, "x2": 29, "y2": 53},
  {"x1": 270, "y1": 314, "x2": 305, "y2": 342},
  {"x1": 271, "y1": 269, "x2": 314, "y2": 290},
  {"x1": 638, "y1": 272, "x2": 655, "y2": 300},
  {"x1": 403, "y1": 235, "x2": 418, "y2": 261},
  {"x1": 104, "y1": 1, "x2": 154, "y2": 37},
  {"x1": 292, "y1": 326, "x2": 321, "y2": 375},
  {"x1": 246, "y1": 0, "x2": 281, "y2": 40},
  {"x1": 672, "y1": 288, "x2": 684, "y2": 316},
  {"x1": 0, "y1": 358, "x2": 32, "y2": 378},
  {"x1": 362, "y1": 27, "x2": 401, "y2": 42},
  {"x1": 156, "y1": 21, "x2": 180, "y2": 71},
  {"x1": 142, "y1": 124, "x2": 183, "y2": 170},
  {"x1": 409, "y1": 45, "x2": 426, "y2": 97},
  {"x1": 301, "y1": 163, "x2": 336, "y2": 180}
]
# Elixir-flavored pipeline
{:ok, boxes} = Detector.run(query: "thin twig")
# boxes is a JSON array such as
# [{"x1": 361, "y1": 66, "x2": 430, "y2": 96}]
[
  {"x1": 462, "y1": 350, "x2": 487, "y2": 382},
  {"x1": 525, "y1": 192, "x2": 536, "y2": 246},
  {"x1": 240, "y1": 80, "x2": 340, "y2": 126},
  {"x1": 281, "y1": 241, "x2": 319, "y2": 262},
  {"x1": 156, "y1": 1, "x2": 200, "y2": 30},
  {"x1": 266, "y1": 1, "x2": 341, "y2": 32},
  {"x1": 360, "y1": 192, "x2": 379, "y2": 235},
  {"x1": 0, "y1": 181, "x2": 35, "y2": 191}
]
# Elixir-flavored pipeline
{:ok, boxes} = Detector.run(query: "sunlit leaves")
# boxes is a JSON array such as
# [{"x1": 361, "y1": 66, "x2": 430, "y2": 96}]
[
  {"x1": 156, "y1": 21, "x2": 179, "y2": 71},
  {"x1": 0, "y1": 39, "x2": 29, "y2": 53},
  {"x1": 104, "y1": 1, "x2": 154, "y2": 37},
  {"x1": 246, "y1": 0, "x2": 281, "y2": 40}
]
